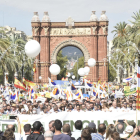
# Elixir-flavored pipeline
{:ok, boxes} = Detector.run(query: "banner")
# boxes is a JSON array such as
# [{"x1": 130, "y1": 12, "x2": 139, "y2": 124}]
[
  {"x1": 0, "y1": 112, "x2": 140, "y2": 135},
  {"x1": 124, "y1": 86, "x2": 136, "y2": 96}
]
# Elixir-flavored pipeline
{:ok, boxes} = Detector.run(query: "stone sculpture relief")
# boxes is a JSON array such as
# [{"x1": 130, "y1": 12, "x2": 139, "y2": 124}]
[
  {"x1": 50, "y1": 28, "x2": 91, "y2": 35},
  {"x1": 92, "y1": 27, "x2": 97, "y2": 34},
  {"x1": 33, "y1": 27, "x2": 39, "y2": 36},
  {"x1": 101, "y1": 26, "x2": 108, "y2": 34},
  {"x1": 43, "y1": 27, "x2": 49, "y2": 35}
]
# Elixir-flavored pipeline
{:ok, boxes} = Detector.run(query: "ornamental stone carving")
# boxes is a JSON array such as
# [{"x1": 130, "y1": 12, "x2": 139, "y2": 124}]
[
  {"x1": 101, "y1": 26, "x2": 108, "y2": 34},
  {"x1": 92, "y1": 26, "x2": 97, "y2": 34},
  {"x1": 42, "y1": 12, "x2": 50, "y2": 22},
  {"x1": 50, "y1": 28, "x2": 91, "y2": 35},
  {"x1": 90, "y1": 11, "x2": 98, "y2": 21},
  {"x1": 51, "y1": 39, "x2": 90, "y2": 63},
  {"x1": 31, "y1": 12, "x2": 40, "y2": 22},
  {"x1": 33, "y1": 27, "x2": 39, "y2": 36},
  {"x1": 66, "y1": 17, "x2": 74, "y2": 27},
  {"x1": 43, "y1": 27, "x2": 49, "y2": 35},
  {"x1": 99, "y1": 11, "x2": 108, "y2": 21}
]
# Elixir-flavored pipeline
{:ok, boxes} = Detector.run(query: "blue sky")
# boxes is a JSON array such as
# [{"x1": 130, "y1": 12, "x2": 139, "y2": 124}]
[{"x1": 0, "y1": 0, "x2": 140, "y2": 40}]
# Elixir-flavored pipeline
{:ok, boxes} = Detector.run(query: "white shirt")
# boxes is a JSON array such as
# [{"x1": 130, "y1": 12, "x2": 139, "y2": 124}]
[
  {"x1": 71, "y1": 129, "x2": 81, "y2": 140},
  {"x1": 14, "y1": 133, "x2": 21, "y2": 140},
  {"x1": 22, "y1": 134, "x2": 29, "y2": 140}
]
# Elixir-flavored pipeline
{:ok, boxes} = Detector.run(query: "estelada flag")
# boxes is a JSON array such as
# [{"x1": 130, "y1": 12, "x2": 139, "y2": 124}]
[{"x1": 14, "y1": 78, "x2": 26, "y2": 91}]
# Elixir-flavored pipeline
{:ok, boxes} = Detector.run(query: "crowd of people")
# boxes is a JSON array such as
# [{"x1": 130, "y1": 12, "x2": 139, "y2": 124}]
[
  {"x1": 0, "y1": 91, "x2": 137, "y2": 115},
  {"x1": 0, "y1": 119, "x2": 140, "y2": 140}
]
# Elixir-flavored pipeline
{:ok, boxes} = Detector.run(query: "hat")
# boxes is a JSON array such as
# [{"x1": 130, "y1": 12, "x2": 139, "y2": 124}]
[
  {"x1": 12, "y1": 104, "x2": 16, "y2": 107},
  {"x1": 125, "y1": 125, "x2": 134, "y2": 133},
  {"x1": 88, "y1": 122, "x2": 96, "y2": 129}
]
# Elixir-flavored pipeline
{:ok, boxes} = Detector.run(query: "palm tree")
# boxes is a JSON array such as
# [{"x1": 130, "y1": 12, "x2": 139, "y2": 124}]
[{"x1": 112, "y1": 22, "x2": 128, "y2": 49}]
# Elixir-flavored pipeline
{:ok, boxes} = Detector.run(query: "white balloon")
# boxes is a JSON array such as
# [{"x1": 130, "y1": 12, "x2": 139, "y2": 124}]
[
  {"x1": 49, "y1": 64, "x2": 60, "y2": 75},
  {"x1": 88, "y1": 58, "x2": 96, "y2": 67},
  {"x1": 84, "y1": 67, "x2": 90, "y2": 74},
  {"x1": 72, "y1": 75, "x2": 75, "y2": 79},
  {"x1": 78, "y1": 68, "x2": 85, "y2": 76},
  {"x1": 25, "y1": 40, "x2": 41, "y2": 58}
]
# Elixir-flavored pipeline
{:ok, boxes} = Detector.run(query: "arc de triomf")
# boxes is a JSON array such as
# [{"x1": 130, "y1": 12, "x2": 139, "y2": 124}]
[{"x1": 31, "y1": 11, "x2": 109, "y2": 83}]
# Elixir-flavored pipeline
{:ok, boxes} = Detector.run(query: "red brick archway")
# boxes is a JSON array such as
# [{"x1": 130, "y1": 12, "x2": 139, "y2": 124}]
[{"x1": 31, "y1": 11, "x2": 108, "y2": 83}]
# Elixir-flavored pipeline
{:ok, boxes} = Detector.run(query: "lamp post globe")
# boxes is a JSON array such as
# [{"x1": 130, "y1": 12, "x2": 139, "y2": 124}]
[{"x1": 25, "y1": 40, "x2": 41, "y2": 58}]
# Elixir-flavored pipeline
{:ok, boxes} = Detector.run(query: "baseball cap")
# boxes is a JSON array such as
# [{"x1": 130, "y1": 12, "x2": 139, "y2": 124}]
[
  {"x1": 125, "y1": 125, "x2": 134, "y2": 133},
  {"x1": 88, "y1": 122, "x2": 96, "y2": 129}
]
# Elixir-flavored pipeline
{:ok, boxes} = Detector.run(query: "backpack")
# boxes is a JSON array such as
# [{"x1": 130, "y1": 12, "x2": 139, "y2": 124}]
[{"x1": 27, "y1": 133, "x2": 41, "y2": 140}]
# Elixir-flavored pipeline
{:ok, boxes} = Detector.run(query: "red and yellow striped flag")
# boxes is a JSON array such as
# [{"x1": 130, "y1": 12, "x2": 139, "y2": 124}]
[{"x1": 137, "y1": 66, "x2": 140, "y2": 110}]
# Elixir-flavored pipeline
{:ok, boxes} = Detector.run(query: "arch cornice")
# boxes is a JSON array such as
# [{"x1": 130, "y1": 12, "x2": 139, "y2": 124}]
[{"x1": 51, "y1": 39, "x2": 90, "y2": 63}]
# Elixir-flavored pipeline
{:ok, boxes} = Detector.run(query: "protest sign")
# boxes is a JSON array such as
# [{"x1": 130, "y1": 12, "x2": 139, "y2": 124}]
[
  {"x1": 0, "y1": 112, "x2": 140, "y2": 135},
  {"x1": 124, "y1": 86, "x2": 136, "y2": 96}
]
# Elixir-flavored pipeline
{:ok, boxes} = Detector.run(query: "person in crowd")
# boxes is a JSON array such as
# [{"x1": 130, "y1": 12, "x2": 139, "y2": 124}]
[
  {"x1": 116, "y1": 122, "x2": 125, "y2": 136},
  {"x1": 27, "y1": 105, "x2": 33, "y2": 114},
  {"x1": 7, "y1": 117, "x2": 21, "y2": 140},
  {"x1": 71, "y1": 120, "x2": 83, "y2": 139},
  {"x1": 131, "y1": 104, "x2": 136, "y2": 111},
  {"x1": 121, "y1": 102, "x2": 130, "y2": 112},
  {"x1": 106, "y1": 124, "x2": 116, "y2": 140},
  {"x1": 6, "y1": 104, "x2": 11, "y2": 114},
  {"x1": 21, "y1": 108, "x2": 27, "y2": 114},
  {"x1": 67, "y1": 104, "x2": 73, "y2": 112},
  {"x1": 27, "y1": 121, "x2": 44, "y2": 140},
  {"x1": 91, "y1": 123, "x2": 106, "y2": 140},
  {"x1": 62, "y1": 124, "x2": 75, "y2": 140},
  {"x1": 76, "y1": 104, "x2": 81, "y2": 112},
  {"x1": 44, "y1": 131, "x2": 53, "y2": 140},
  {"x1": 10, "y1": 104, "x2": 19, "y2": 115},
  {"x1": 87, "y1": 122, "x2": 97, "y2": 134},
  {"x1": 60, "y1": 105, "x2": 65, "y2": 112},
  {"x1": 110, "y1": 132, "x2": 120, "y2": 140},
  {"x1": 78, "y1": 128, "x2": 92, "y2": 140},
  {"x1": 0, "y1": 136, "x2": 6, "y2": 140},
  {"x1": 53, "y1": 119, "x2": 71, "y2": 140},
  {"x1": 22, "y1": 124, "x2": 31, "y2": 140},
  {"x1": 49, "y1": 120, "x2": 55, "y2": 133},
  {"x1": 110, "y1": 102, "x2": 118, "y2": 112},
  {"x1": 3, "y1": 129, "x2": 14, "y2": 140},
  {"x1": 102, "y1": 102, "x2": 110, "y2": 112}
]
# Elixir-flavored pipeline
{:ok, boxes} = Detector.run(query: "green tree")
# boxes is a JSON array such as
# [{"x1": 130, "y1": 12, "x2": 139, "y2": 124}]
[
  {"x1": 108, "y1": 63, "x2": 117, "y2": 82},
  {"x1": 72, "y1": 56, "x2": 84, "y2": 80},
  {"x1": 57, "y1": 50, "x2": 68, "y2": 80}
]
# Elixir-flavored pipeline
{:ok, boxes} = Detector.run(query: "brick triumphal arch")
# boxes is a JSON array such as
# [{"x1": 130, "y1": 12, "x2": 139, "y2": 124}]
[{"x1": 31, "y1": 11, "x2": 109, "y2": 83}]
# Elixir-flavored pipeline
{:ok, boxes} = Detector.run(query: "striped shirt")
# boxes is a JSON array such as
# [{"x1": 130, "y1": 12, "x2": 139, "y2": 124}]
[{"x1": 91, "y1": 133, "x2": 104, "y2": 140}]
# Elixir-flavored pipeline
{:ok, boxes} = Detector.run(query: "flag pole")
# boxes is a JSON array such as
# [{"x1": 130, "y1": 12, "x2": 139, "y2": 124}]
[{"x1": 136, "y1": 54, "x2": 140, "y2": 126}]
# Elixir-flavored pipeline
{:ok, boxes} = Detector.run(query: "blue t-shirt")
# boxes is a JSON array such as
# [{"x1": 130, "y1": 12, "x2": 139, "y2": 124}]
[{"x1": 53, "y1": 133, "x2": 71, "y2": 140}]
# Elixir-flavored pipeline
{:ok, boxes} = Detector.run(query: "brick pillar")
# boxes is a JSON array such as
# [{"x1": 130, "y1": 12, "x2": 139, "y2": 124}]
[{"x1": 32, "y1": 27, "x2": 40, "y2": 83}]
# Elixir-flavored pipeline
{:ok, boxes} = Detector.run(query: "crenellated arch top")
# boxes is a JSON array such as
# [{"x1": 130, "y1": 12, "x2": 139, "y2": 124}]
[{"x1": 51, "y1": 39, "x2": 90, "y2": 63}]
